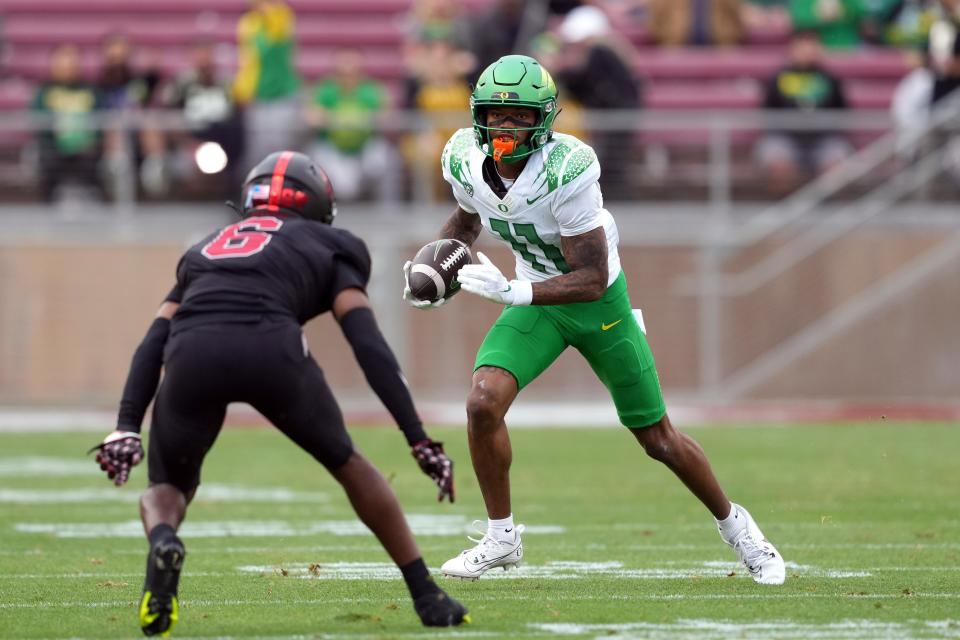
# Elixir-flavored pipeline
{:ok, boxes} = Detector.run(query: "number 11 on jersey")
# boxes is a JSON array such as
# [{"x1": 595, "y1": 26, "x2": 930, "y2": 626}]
[{"x1": 488, "y1": 217, "x2": 570, "y2": 274}]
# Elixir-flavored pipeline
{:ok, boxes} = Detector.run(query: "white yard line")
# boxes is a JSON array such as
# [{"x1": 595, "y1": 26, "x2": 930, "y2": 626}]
[
  {"x1": 0, "y1": 457, "x2": 97, "y2": 476},
  {"x1": 627, "y1": 543, "x2": 960, "y2": 551},
  {"x1": 34, "y1": 633, "x2": 497, "y2": 640},
  {"x1": 530, "y1": 618, "x2": 960, "y2": 640},
  {"x1": 0, "y1": 484, "x2": 329, "y2": 504},
  {"x1": 4, "y1": 592, "x2": 960, "y2": 610},
  {"x1": 40, "y1": 622, "x2": 960, "y2": 640},
  {"x1": 0, "y1": 571, "x2": 224, "y2": 579},
  {"x1": 0, "y1": 543, "x2": 461, "y2": 556},
  {"x1": 108, "y1": 544, "x2": 398, "y2": 555},
  {"x1": 11, "y1": 516, "x2": 565, "y2": 539},
  {"x1": 609, "y1": 522, "x2": 959, "y2": 532},
  {"x1": 5, "y1": 542, "x2": 948, "y2": 556},
  {"x1": 11, "y1": 516, "x2": 949, "y2": 539},
  {"x1": 4, "y1": 565, "x2": 959, "y2": 581},
  {"x1": 233, "y1": 560, "x2": 877, "y2": 581}
]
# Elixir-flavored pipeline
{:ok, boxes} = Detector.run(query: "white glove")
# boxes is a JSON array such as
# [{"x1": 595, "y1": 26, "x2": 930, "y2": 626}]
[
  {"x1": 457, "y1": 252, "x2": 533, "y2": 306},
  {"x1": 402, "y1": 260, "x2": 450, "y2": 310}
]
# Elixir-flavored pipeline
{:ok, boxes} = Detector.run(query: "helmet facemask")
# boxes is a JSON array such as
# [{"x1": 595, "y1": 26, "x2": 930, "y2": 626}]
[
  {"x1": 473, "y1": 106, "x2": 553, "y2": 163},
  {"x1": 470, "y1": 55, "x2": 560, "y2": 163}
]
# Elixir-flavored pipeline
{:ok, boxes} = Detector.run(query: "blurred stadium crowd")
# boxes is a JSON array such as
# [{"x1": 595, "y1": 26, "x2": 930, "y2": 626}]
[{"x1": 1, "y1": 0, "x2": 959, "y2": 205}]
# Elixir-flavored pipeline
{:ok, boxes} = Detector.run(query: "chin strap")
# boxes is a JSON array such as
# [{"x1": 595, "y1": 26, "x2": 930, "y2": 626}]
[{"x1": 224, "y1": 200, "x2": 244, "y2": 218}]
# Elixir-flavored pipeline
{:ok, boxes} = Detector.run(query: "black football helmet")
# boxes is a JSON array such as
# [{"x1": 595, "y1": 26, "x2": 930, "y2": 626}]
[{"x1": 240, "y1": 151, "x2": 337, "y2": 224}]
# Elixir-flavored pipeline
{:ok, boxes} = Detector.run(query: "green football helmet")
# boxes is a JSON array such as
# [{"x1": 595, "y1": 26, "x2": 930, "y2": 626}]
[{"x1": 471, "y1": 55, "x2": 559, "y2": 163}]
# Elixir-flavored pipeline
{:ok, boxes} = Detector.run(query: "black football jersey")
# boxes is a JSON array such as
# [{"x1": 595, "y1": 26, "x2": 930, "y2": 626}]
[{"x1": 166, "y1": 215, "x2": 371, "y2": 330}]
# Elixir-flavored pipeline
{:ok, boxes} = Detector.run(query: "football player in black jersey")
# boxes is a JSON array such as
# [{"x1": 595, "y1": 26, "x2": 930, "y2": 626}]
[{"x1": 91, "y1": 151, "x2": 468, "y2": 636}]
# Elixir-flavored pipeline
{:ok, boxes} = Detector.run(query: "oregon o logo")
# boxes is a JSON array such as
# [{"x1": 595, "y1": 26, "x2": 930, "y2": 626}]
[{"x1": 498, "y1": 203, "x2": 509, "y2": 212}]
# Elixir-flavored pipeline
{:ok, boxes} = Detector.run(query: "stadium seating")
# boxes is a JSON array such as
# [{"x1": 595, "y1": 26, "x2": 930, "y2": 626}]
[
  {"x1": 645, "y1": 79, "x2": 898, "y2": 110},
  {"x1": 617, "y1": 17, "x2": 793, "y2": 46},
  {"x1": 0, "y1": 0, "x2": 911, "y2": 102},
  {"x1": 0, "y1": 0, "x2": 415, "y2": 12},
  {"x1": 2, "y1": 16, "x2": 405, "y2": 48},
  {"x1": 0, "y1": 0, "x2": 912, "y2": 197}
]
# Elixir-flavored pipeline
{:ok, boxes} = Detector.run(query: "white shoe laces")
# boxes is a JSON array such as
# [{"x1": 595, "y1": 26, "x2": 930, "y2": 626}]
[
  {"x1": 460, "y1": 521, "x2": 515, "y2": 558},
  {"x1": 732, "y1": 529, "x2": 770, "y2": 569}
]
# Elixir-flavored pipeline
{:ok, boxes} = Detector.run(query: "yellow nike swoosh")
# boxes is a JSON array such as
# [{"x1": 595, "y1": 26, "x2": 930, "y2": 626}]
[
  {"x1": 601, "y1": 319, "x2": 622, "y2": 331},
  {"x1": 140, "y1": 592, "x2": 158, "y2": 625}
]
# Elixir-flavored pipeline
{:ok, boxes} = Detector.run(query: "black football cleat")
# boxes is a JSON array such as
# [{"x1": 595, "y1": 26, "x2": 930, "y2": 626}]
[
  {"x1": 413, "y1": 589, "x2": 470, "y2": 627},
  {"x1": 140, "y1": 537, "x2": 185, "y2": 637}
]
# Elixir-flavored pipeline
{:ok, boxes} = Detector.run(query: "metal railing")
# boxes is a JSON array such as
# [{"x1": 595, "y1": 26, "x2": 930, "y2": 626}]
[
  {"x1": 0, "y1": 107, "x2": 903, "y2": 214},
  {"x1": 673, "y1": 92, "x2": 960, "y2": 399}
]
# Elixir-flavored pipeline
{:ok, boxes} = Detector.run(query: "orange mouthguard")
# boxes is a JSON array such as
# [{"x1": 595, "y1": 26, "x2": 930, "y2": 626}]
[{"x1": 492, "y1": 138, "x2": 516, "y2": 161}]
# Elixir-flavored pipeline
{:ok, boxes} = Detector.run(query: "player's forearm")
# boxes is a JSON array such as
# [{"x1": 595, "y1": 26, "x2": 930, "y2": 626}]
[
  {"x1": 438, "y1": 207, "x2": 482, "y2": 246},
  {"x1": 116, "y1": 317, "x2": 170, "y2": 432},
  {"x1": 339, "y1": 307, "x2": 428, "y2": 445},
  {"x1": 531, "y1": 266, "x2": 608, "y2": 305},
  {"x1": 529, "y1": 227, "x2": 609, "y2": 304}
]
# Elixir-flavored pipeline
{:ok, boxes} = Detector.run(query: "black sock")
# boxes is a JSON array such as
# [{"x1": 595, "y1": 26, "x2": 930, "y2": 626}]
[
  {"x1": 399, "y1": 558, "x2": 440, "y2": 600},
  {"x1": 148, "y1": 523, "x2": 177, "y2": 548},
  {"x1": 144, "y1": 524, "x2": 183, "y2": 594}
]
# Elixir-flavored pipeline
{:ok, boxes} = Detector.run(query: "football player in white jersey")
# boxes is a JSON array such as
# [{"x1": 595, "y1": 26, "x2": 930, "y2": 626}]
[{"x1": 403, "y1": 55, "x2": 786, "y2": 585}]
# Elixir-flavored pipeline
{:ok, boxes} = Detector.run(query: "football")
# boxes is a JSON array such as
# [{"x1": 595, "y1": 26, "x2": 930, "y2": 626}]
[{"x1": 407, "y1": 239, "x2": 473, "y2": 303}]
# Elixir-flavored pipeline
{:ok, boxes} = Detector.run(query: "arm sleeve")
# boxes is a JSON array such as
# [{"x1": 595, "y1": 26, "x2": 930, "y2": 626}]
[
  {"x1": 339, "y1": 307, "x2": 428, "y2": 445},
  {"x1": 116, "y1": 317, "x2": 170, "y2": 433},
  {"x1": 553, "y1": 145, "x2": 604, "y2": 237}
]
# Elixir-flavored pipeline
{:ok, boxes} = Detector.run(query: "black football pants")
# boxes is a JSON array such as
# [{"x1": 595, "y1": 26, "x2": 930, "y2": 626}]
[{"x1": 147, "y1": 320, "x2": 353, "y2": 494}]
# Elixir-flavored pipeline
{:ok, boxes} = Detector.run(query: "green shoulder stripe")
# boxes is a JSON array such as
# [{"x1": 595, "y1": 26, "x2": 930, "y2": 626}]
[
  {"x1": 542, "y1": 139, "x2": 596, "y2": 193},
  {"x1": 445, "y1": 128, "x2": 476, "y2": 193},
  {"x1": 543, "y1": 140, "x2": 572, "y2": 192},
  {"x1": 561, "y1": 146, "x2": 596, "y2": 186}
]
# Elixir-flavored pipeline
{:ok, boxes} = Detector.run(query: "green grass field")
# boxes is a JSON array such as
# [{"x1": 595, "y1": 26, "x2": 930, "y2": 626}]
[{"x1": 1, "y1": 422, "x2": 958, "y2": 639}]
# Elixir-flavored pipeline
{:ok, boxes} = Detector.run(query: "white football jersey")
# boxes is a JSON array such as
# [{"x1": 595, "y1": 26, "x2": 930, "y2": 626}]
[{"x1": 441, "y1": 128, "x2": 621, "y2": 287}]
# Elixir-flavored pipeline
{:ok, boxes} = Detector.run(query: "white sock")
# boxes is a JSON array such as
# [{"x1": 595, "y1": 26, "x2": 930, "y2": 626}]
[
  {"x1": 488, "y1": 514, "x2": 516, "y2": 541},
  {"x1": 716, "y1": 503, "x2": 746, "y2": 540}
]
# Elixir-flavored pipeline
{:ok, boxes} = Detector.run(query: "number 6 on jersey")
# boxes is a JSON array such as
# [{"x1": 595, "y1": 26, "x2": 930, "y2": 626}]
[{"x1": 202, "y1": 216, "x2": 284, "y2": 260}]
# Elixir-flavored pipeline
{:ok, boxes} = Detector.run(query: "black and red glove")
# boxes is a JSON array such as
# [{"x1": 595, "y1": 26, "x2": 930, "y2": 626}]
[
  {"x1": 411, "y1": 439, "x2": 455, "y2": 503},
  {"x1": 89, "y1": 430, "x2": 144, "y2": 486}
]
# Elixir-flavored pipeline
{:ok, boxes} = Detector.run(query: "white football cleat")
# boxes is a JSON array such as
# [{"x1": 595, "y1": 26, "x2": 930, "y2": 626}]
[
  {"x1": 441, "y1": 523, "x2": 525, "y2": 580},
  {"x1": 720, "y1": 505, "x2": 785, "y2": 585}
]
